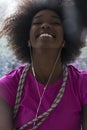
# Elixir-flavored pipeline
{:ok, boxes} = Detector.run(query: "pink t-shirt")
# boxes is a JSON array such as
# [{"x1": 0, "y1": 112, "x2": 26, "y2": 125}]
[{"x1": 0, "y1": 64, "x2": 87, "y2": 130}]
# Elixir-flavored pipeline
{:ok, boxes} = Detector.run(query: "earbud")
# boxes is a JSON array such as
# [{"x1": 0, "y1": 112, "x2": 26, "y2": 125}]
[
  {"x1": 28, "y1": 40, "x2": 31, "y2": 47},
  {"x1": 62, "y1": 40, "x2": 65, "y2": 48}
]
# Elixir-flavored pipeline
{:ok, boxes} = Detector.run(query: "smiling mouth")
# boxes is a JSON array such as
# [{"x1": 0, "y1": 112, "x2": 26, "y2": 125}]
[
  {"x1": 36, "y1": 33, "x2": 56, "y2": 39},
  {"x1": 40, "y1": 33, "x2": 53, "y2": 38}
]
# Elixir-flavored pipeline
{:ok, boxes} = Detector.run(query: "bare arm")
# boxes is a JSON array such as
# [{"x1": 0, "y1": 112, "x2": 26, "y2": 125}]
[
  {"x1": 0, "y1": 97, "x2": 14, "y2": 130},
  {"x1": 82, "y1": 105, "x2": 87, "y2": 130}
]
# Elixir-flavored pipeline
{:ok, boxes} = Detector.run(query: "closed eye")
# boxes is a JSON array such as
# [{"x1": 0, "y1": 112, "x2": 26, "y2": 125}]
[
  {"x1": 51, "y1": 22, "x2": 61, "y2": 26},
  {"x1": 32, "y1": 22, "x2": 42, "y2": 25},
  {"x1": 32, "y1": 21, "x2": 62, "y2": 26}
]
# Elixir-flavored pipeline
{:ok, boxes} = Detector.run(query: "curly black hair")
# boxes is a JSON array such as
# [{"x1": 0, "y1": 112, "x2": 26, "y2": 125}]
[{"x1": 0, "y1": 0, "x2": 86, "y2": 64}]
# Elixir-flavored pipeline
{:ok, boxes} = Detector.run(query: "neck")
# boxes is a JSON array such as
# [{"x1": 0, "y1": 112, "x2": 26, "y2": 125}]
[{"x1": 31, "y1": 48, "x2": 63, "y2": 85}]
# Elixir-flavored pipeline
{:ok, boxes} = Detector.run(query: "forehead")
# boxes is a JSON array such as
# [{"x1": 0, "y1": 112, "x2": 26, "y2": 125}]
[{"x1": 33, "y1": 9, "x2": 60, "y2": 19}]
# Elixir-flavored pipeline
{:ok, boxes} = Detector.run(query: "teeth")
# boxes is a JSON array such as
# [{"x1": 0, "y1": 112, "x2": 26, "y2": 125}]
[{"x1": 40, "y1": 33, "x2": 53, "y2": 38}]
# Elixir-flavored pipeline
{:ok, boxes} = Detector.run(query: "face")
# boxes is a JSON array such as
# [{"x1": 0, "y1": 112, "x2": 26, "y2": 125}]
[{"x1": 29, "y1": 9, "x2": 64, "y2": 49}]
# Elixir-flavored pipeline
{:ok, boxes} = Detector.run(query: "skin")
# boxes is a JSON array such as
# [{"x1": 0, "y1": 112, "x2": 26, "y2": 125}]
[
  {"x1": 0, "y1": 9, "x2": 87, "y2": 130},
  {"x1": 82, "y1": 105, "x2": 87, "y2": 130},
  {"x1": 0, "y1": 97, "x2": 14, "y2": 130}
]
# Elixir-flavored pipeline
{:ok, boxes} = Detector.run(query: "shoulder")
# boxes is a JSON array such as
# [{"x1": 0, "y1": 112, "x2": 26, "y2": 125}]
[
  {"x1": 67, "y1": 64, "x2": 87, "y2": 80},
  {"x1": 67, "y1": 64, "x2": 87, "y2": 90},
  {"x1": 0, "y1": 64, "x2": 29, "y2": 82},
  {"x1": 2, "y1": 64, "x2": 27, "y2": 79}
]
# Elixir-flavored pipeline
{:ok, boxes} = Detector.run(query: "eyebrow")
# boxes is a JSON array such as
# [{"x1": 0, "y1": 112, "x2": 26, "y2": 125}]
[
  {"x1": 34, "y1": 15, "x2": 60, "y2": 19},
  {"x1": 34, "y1": 15, "x2": 42, "y2": 19},
  {"x1": 51, "y1": 15, "x2": 60, "y2": 19}
]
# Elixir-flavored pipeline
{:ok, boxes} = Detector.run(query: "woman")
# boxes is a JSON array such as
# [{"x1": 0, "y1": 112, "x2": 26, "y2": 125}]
[{"x1": 0, "y1": 0, "x2": 87, "y2": 130}]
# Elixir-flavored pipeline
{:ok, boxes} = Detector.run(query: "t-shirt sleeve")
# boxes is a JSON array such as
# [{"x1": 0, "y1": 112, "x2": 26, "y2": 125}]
[
  {"x1": 80, "y1": 72, "x2": 87, "y2": 106},
  {"x1": 0, "y1": 65, "x2": 25, "y2": 108},
  {"x1": 68, "y1": 65, "x2": 87, "y2": 107}
]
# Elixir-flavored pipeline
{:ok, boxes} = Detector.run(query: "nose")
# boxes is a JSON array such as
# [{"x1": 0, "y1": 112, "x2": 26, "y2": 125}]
[{"x1": 41, "y1": 22, "x2": 51, "y2": 29}]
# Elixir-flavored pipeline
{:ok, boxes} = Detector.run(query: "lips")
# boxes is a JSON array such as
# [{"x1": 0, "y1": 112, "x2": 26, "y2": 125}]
[
  {"x1": 36, "y1": 31, "x2": 56, "y2": 39},
  {"x1": 40, "y1": 33, "x2": 53, "y2": 38}
]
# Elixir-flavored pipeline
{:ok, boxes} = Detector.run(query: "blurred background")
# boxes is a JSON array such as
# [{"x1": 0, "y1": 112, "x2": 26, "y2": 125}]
[{"x1": 0, "y1": 0, "x2": 87, "y2": 78}]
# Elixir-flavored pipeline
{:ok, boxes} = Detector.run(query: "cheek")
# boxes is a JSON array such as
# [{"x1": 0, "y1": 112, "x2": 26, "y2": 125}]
[
  {"x1": 57, "y1": 28, "x2": 64, "y2": 41},
  {"x1": 29, "y1": 27, "x2": 37, "y2": 47}
]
